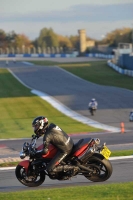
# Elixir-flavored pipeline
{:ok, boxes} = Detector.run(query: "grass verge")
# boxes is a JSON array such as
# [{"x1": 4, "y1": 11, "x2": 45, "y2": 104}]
[{"x1": 0, "y1": 182, "x2": 133, "y2": 199}]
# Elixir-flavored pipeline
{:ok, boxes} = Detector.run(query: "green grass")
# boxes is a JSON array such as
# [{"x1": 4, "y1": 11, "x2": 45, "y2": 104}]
[
  {"x1": 31, "y1": 60, "x2": 133, "y2": 90},
  {"x1": 0, "y1": 68, "x2": 102, "y2": 139},
  {"x1": 30, "y1": 60, "x2": 60, "y2": 66},
  {"x1": 59, "y1": 61, "x2": 133, "y2": 90},
  {"x1": 0, "y1": 182, "x2": 133, "y2": 199},
  {"x1": 111, "y1": 149, "x2": 133, "y2": 157},
  {"x1": 0, "y1": 161, "x2": 19, "y2": 167}
]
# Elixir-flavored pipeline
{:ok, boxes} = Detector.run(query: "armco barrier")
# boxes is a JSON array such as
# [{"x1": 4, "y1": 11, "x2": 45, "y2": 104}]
[
  {"x1": 5, "y1": 53, "x2": 78, "y2": 58},
  {"x1": 86, "y1": 53, "x2": 114, "y2": 59},
  {"x1": 0, "y1": 53, "x2": 114, "y2": 58},
  {"x1": 107, "y1": 60, "x2": 133, "y2": 77}
]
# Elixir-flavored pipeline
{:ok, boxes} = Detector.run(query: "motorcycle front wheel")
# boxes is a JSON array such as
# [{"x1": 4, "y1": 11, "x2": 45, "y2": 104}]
[
  {"x1": 83, "y1": 156, "x2": 113, "y2": 182},
  {"x1": 15, "y1": 165, "x2": 45, "y2": 187}
]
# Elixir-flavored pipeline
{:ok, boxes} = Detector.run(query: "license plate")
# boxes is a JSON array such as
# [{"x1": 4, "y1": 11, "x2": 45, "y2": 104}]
[{"x1": 100, "y1": 146, "x2": 111, "y2": 160}]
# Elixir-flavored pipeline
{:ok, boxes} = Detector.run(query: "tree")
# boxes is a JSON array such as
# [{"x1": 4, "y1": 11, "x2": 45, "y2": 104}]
[
  {"x1": 14, "y1": 34, "x2": 31, "y2": 48},
  {"x1": 57, "y1": 35, "x2": 73, "y2": 52},
  {"x1": 37, "y1": 27, "x2": 59, "y2": 48},
  {"x1": 0, "y1": 29, "x2": 6, "y2": 49},
  {"x1": 6, "y1": 31, "x2": 17, "y2": 48},
  {"x1": 69, "y1": 35, "x2": 79, "y2": 50},
  {"x1": 99, "y1": 28, "x2": 132, "y2": 47}
]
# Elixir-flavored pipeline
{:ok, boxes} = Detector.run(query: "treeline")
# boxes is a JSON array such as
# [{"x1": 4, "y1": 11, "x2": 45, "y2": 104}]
[
  {"x1": 0, "y1": 27, "x2": 132, "y2": 53},
  {"x1": 0, "y1": 28, "x2": 79, "y2": 53},
  {"x1": 98, "y1": 27, "x2": 132, "y2": 47}
]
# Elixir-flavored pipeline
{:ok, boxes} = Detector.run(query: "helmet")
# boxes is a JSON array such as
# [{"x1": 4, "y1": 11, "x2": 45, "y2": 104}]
[
  {"x1": 32, "y1": 116, "x2": 48, "y2": 137},
  {"x1": 91, "y1": 98, "x2": 95, "y2": 102}
]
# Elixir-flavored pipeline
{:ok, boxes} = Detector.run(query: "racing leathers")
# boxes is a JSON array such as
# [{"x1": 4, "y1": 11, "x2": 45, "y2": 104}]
[
  {"x1": 35, "y1": 123, "x2": 74, "y2": 174},
  {"x1": 88, "y1": 101, "x2": 98, "y2": 110}
]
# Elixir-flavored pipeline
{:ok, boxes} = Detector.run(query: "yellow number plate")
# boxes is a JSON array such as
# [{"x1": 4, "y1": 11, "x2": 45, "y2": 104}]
[{"x1": 100, "y1": 146, "x2": 111, "y2": 160}]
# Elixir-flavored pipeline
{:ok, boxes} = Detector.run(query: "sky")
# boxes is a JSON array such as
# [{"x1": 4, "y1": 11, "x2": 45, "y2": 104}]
[{"x1": 0, "y1": 0, "x2": 133, "y2": 40}]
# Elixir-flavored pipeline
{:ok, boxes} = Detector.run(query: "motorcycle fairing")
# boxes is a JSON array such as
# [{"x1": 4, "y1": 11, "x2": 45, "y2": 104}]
[
  {"x1": 73, "y1": 144, "x2": 88, "y2": 157},
  {"x1": 37, "y1": 144, "x2": 58, "y2": 158},
  {"x1": 18, "y1": 160, "x2": 30, "y2": 173},
  {"x1": 37, "y1": 144, "x2": 44, "y2": 151},
  {"x1": 72, "y1": 138, "x2": 92, "y2": 157}
]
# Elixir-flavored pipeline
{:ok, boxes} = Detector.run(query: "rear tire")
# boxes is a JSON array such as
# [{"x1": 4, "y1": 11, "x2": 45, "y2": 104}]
[
  {"x1": 90, "y1": 108, "x2": 94, "y2": 116},
  {"x1": 91, "y1": 110, "x2": 94, "y2": 116},
  {"x1": 15, "y1": 165, "x2": 45, "y2": 187},
  {"x1": 83, "y1": 156, "x2": 113, "y2": 182}
]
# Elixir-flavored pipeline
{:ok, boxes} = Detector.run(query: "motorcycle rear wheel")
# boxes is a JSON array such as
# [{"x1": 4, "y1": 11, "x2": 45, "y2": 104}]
[
  {"x1": 83, "y1": 156, "x2": 113, "y2": 182},
  {"x1": 15, "y1": 165, "x2": 45, "y2": 187},
  {"x1": 90, "y1": 108, "x2": 94, "y2": 116}
]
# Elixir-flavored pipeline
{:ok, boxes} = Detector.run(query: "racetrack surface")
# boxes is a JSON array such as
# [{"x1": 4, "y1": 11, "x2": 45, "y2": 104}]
[
  {"x1": 0, "y1": 158, "x2": 133, "y2": 192},
  {"x1": 1, "y1": 59, "x2": 133, "y2": 130}
]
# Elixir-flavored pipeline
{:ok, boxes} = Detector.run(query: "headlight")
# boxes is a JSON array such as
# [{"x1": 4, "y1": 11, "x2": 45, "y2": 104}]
[
  {"x1": 20, "y1": 151, "x2": 26, "y2": 159},
  {"x1": 22, "y1": 142, "x2": 29, "y2": 152}
]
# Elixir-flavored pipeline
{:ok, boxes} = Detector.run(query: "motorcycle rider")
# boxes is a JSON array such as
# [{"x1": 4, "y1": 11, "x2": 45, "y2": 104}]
[
  {"x1": 88, "y1": 98, "x2": 98, "y2": 110},
  {"x1": 31, "y1": 116, "x2": 76, "y2": 177},
  {"x1": 129, "y1": 110, "x2": 133, "y2": 121}
]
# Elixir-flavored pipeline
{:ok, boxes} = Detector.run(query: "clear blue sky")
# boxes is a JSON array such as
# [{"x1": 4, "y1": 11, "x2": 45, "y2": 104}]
[{"x1": 0, "y1": 0, "x2": 133, "y2": 40}]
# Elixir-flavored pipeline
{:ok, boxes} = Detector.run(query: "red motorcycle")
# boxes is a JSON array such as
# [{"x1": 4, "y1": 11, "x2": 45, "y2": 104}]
[{"x1": 15, "y1": 134, "x2": 113, "y2": 187}]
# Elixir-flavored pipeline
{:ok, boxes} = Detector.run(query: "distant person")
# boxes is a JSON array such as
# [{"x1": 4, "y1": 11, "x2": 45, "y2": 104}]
[
  {"x1": 129, "y1": 110, "x2": 133, "y2": 121},
  {"x1": 88, "y1": 98, "x2": 98, "y2": 115},
  {"x1": 88, "y1": 98, "x2": 98, "y2": 110}
]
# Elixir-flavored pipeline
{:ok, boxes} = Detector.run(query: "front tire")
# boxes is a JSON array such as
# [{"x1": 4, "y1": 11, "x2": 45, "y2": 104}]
[
  {"x1": 83, "y1": 156, "x2": 113, "y2": 182},
  {"x1": 15, "y1": 165, "x2": 45, "y2": 187}
]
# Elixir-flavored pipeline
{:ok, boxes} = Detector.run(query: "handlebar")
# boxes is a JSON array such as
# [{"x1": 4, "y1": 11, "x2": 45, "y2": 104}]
[
  {"x1": 21, "y1": 134, "x2": 37, "y2": 155},
  {"x1": 31, "y1": 134, "x2": 38, "y2": 139}
]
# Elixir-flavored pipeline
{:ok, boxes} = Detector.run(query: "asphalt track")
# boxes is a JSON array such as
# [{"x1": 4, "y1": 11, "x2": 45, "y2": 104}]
[
  {"x1": 0, "y1": 57, "x2": 133, "y2": 192},
  {"x1": 0, "y1": 158, "x2": 133, "y2": 192}
]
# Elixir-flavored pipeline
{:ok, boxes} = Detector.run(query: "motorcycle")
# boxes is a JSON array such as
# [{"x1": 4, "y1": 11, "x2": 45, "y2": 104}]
[
  {"x1": 129, "y1": 112, "x2": 133, "y2": 122},
  {"x1": 89, "y1": 106, "x2": 97, "y2": 116},
  {"x1": 15, "y1": 134, "x2": 113, "y2": 187},
  {"x1": 88, "y1": 101, "x2": 97, "y2": 116}
]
